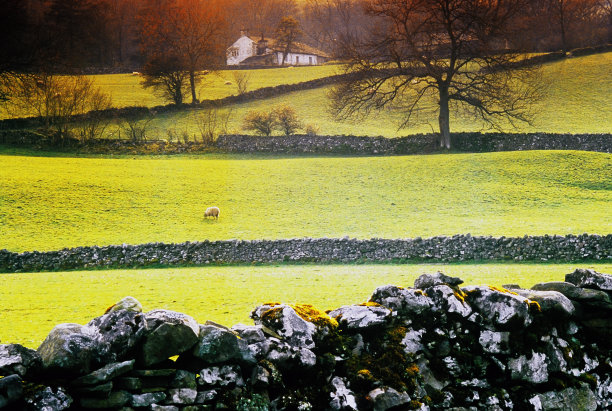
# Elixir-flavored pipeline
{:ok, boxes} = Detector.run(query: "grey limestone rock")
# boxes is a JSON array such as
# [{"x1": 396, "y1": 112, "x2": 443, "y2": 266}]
[
  {"x1": 231, "y1": 324, "x2": 266, "y2": 343},
  {"x1": 328, "y1": 305, "x2": 391, "y2": 329},
  {"x1": 428, "y1": 285, "x2": 472, "y2": 318},
  {"x1": 87, "y1": 308, "x2": 147, "y2": 361},
  {"x1": 72, "y1": 359, "x2": 135, "y2": 387},
  {"x1": 401, "y1": 328, "x2": 426, "y2": 354},
  {"x1": 329, "y1": 376, "x2": 358, "y2": 410},
  {"x1": 532, "y1": 281, "x2": 612, "y2": 309},
  {"x1": 37, "y1": 323, "x2": 108, "y2": 376},
  {"x1": 105, "y1": 296, "x2": 142, "y2": 313},
  {"x1": 509, "y1": 351, "x2": 549, "y2": 384},
  {"x1": 565, "y1": 269, "x2": 612, "y2": 291},
  {"x1": 464, "y1": 286, "x2": 532, "y2": 328},
  {"x1": 0, "y1": 375, "x2": 22, "y2": 408},
  {"x1": 414, "y1": 272, "x2": 464, "y2": 289},
  {"x1": 513, "y1": 289, "x2": 575, "y2": 317},
  {"x1": 251, "y1": 304, "x2": 316, "y2": 349},
  {"x1": 165, "y1": 388, "x2": 197, "y2": 405},
  {"x1": 528, "y1": 383, "x2": 597, "y2": 411},
  {"x1": 198, "y1": 365, "x2": 244, "y2": 387},
  {"x1": 24, "y1": 386, "x2": 73, "y2": 411},
  {"x1": 369, "y1": 285, "x2": 433, "y2": 315},
  {"x1": 478, "y1": 330, "x2": 510, "y2": 354},
  {"x1": 266, "y1": 342, "x2": 317, "y2": 368},
  {"x1": 195, "y1": 389, "x2": 217, "y2": 404},
  {"x1": 140, "y1": 310, "x2": 200, "y2": 366},
  {"x1": 0, "y1": 344, "x2": 42, "y2": 379},
  {"x1": 368, "y1": 387, "x2": 412, "y2": 411},
  {"x1": 192, "y1": 324, "x2": 255, "y2": 365},
  {"x1": 131, "y1": 392, "x2": 167, "y2": 407}
]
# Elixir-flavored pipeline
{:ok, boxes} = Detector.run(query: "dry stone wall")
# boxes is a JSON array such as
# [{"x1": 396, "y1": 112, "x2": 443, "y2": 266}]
[
  {"x1": 3, "y1": 268, "x2": 612, "y2": 410},
  {"x1": 1, "y1": 234, "x2": 610, "y2": 273},
  {"x1": 215, "y1": 133, "x2": 612, "y2": 155}
]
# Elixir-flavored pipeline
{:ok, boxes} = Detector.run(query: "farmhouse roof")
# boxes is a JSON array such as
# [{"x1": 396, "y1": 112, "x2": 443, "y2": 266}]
[{"x1": 247, "y1": 36, "x2": 330, "y2": 58}]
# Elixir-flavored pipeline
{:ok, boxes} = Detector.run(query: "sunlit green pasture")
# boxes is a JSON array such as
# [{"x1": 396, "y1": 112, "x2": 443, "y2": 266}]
[
  {"x1": 1, "y1": 150, "x2": 610, "y2": 252},
  {"x1": 2, "y1": 263, "x2": 611, "y2": 348},
  {"x1": 143, "y1": 52, "x2": 611, "y2": 137},
  {"x1": 87, "y1": 65, "x2": 341, "y2": 108}
]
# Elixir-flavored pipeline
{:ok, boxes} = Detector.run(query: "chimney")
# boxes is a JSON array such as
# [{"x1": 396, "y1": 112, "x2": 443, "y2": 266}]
[{"x1": 240, "y1": 29, "x2": 248, "y2": 38}]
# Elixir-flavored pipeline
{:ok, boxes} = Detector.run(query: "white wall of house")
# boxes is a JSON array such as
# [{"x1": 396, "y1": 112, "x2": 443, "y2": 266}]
[
  {"x1": 226, "y1": 36, "x2": 256, "y2": 65},
  {"x1": 275, "y1": 52, "x2": 319, "y2": 66}
]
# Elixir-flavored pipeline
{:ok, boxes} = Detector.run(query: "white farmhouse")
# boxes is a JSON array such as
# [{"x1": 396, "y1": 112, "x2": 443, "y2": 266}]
[{"x1": 226, "y1": 32, "x2": 329, "y2": 66}]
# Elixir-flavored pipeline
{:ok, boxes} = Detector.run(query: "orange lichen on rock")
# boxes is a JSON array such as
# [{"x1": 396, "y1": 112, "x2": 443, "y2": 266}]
[
  {"x1": 488, "y1": 285, "x2": 519, "y2": 296},
  {"x1": 291, "y1": 303, "x2": 339, "y2": 329},
  {"x1": 360, "y1": 301, "x2": 382, "y2": 307},
  {"x1": 526, "y1": 300, "x2": 542, "y2": 312}
]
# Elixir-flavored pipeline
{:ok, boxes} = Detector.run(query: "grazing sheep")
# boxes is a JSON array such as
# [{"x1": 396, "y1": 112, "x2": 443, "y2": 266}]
[{"x1": 204, "y1": 206, "x2": 220, "y2": 219}]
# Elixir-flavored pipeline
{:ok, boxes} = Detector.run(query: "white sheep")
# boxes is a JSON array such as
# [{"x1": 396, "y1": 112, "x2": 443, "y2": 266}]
[{"x1": 204, "y1": 206, "x2": 220, "y2": 219}]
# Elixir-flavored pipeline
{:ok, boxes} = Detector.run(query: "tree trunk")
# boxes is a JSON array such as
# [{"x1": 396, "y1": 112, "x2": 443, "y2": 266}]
[
  {"x1": 189, "y1": 71, "x2": 198, "y2": 104},
  {"x1": 438, "y1": 85, "x2": 451, "y2": 149}
]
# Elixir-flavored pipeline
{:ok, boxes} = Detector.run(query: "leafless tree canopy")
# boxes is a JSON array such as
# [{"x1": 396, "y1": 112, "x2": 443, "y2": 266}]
[{"x1": 330, "y1": 0, "x2": 545, "y2": 148}]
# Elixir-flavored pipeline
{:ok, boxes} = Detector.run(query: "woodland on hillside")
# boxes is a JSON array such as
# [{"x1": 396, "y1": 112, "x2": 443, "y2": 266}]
[{"x1": 1, "y1": 0, "x2": 610, "y2": 73}]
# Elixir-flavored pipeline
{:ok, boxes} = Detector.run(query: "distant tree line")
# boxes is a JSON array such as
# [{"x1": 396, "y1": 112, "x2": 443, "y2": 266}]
[{"x1": 0, "y1": 0, "x2": 609, "y2": 74}]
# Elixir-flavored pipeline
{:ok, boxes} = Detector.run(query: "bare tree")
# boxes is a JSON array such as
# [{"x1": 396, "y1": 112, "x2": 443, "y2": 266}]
[
  {"x1": 139, "y1": 0, "x2": 226, "y2": 104},
  {"x1": 1, "y1": 73, "x2": 112, "y2": 144},
  {"x1": 331, "y1": 0, "x2": 544, "y2": 149},
  {"x1": 302, "y1": 0, "x2": 370, "y2": 55},
  {"x1": 141, "y1": 54, "x2": 190, "y2": 105}
]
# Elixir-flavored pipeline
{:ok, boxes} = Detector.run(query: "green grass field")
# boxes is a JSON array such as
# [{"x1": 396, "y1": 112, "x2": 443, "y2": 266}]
[
  {"x1": 1, "y1": 150, "x2": 610, "y2": 252},
  {"x1": 88, "y1": 65, "x2": 341, "y2": 108},
  {"x1": 2, "y1": 262, "x2": 610, "y2": 348},
  {"x1": 144, "y1": 52, "x2": 611, "y2": 138}
]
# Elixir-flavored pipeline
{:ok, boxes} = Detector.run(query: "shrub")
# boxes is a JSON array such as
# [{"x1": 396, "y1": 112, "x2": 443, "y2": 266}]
[
  {"x1": 273, "y1": 105, "x2": 302, "y2": 135},
  {"x1": 1, "y1": 73, "x2": 112, "y2": 145},
  {"x1": 304, "y1": 123, "x2": 319, "y2": 137},
  {"x1": 242, "y1": 110, "x2": 276, "y2": 136},
  {"x1": 195, "y1": 107, "x2": 233, "y2": 146},
  {"x1": 232, "y1": 71, "x2": 251, "y2": 95}
]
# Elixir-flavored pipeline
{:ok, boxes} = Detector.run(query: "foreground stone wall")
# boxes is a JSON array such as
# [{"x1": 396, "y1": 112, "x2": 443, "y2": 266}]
[
  {"x1": 3, "y1": 268, "x2": 612, "y2": 410},
  {"x1": 1, "y1": 234, "x2": 610, "y2": 273},
  {"x1": 216, "y1": 133, "x2": 612, "y2": 155}
]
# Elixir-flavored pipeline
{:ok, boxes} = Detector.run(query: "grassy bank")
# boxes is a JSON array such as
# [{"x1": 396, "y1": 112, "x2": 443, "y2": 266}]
[
  {"x1": 2, "y1": 262, "x2": 611, "y2": 348},
  {"x1": 137, "y1": 52, "x2": 612, "y2": 138},
  {"x1": 1, "y1": 150, "x2": 610, "y2": 252}
]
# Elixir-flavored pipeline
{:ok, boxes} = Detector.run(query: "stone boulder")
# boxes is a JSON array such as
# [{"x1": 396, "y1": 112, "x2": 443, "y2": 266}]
[
  {"x1": 508, "y1": 351, "x2": 549, "y2": 384},
  {"x1": 191, "y1": 324, "x2": 255, "y2": 365},
  {"x1": 251, "y1": 304, "x2": 317, "y2": 348},
  {"x1": 139, "y1": 310, "x2": 200, "y2": 367},
  {"x1": 0, "y1": 344, "x2": 42, "y2": 379},
  {"x1": 37, "y1": 323, "x2": 108, "y2": 376},
  {"x1": 71, "y1": 359, "x2": 135, "y2": 387},
  {"x1": 513, "y1": 289, "x2": 575, "y2": 317},
  {"x1": 0, "y1": 375, "x2": 22, "y2": 408},
  {"x1": 464, "y1": 286, "x2": 533, "y2": 329},
  {"x1": 532, "y1": 281, "x2": 612, "y2": 309},
  {"x1": 328, "y1": 305, "x2": 391, "y2": 330},
  {"x1": 367, "y1": 387, "x2": 412, "y2": 411},
  {"x1": 329, "y1": 376, "x2": 358, "y2": 410},
  {"x1": 87, "y1": 308, "x2": 146, "y2": 362},
  {"x1": 369, "y1": 285, "x2": 433, "y2": 316},
  {"x1": 414, "y1": 272, "x2": 464, "y2": 289},
  {"x1": 565, "y1": 269, "x2": 612, "y2": 291},
  {"x1": 24, "y1": 386, "x2": 72, "y2": 410},
  {"x1": 529, "y1": 383, "x2": 597, "y2": 410}
]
